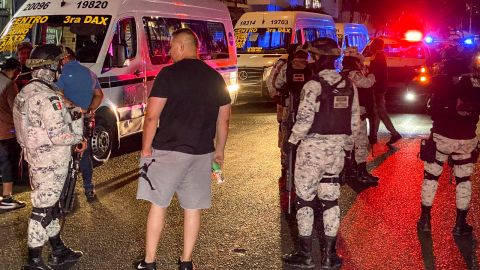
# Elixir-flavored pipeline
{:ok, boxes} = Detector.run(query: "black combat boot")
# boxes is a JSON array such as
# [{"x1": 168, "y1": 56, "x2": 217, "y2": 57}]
[
  {"x1": 321, "y1": 236, "x2": 342, "y2": 270},
  {"x1": 22, "y1": 247, "x2": 52, "y2": 270},
  {"x1": 282, "y1": 236, "x2": 315, "y2": 268},
  {"x1": 452, "y1": 209, "x2": 473, "y2": 237},
  {"x1": 417, "y1": 204, "x2": 432, "y2": 232},
  {"x1": 48, "y1": 234, "x2": 83, "y2": 266},
  {"x1": 357, "y1": 163, "x2": 379, "y2": 183},
  {"x1": 178, "y1": 258, "x2": 195, "y2": 270}
]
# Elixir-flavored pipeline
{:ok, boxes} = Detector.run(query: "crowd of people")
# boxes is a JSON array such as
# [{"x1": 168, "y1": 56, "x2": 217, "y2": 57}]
[{"x1": 267, "y1": 37, "x2": 480, "y2": 269}]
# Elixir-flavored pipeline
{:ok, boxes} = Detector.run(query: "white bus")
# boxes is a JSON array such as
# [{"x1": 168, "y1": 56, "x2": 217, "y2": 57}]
[
  {"x1": 335, "y1": 23, "x2": 369, "y2": 52},
  {"x1": 1, "y1": 0, "x2": 239, "y2": 163},
  {"x1": 234, "y1": 11, "x2": 337, "y2": 97}
]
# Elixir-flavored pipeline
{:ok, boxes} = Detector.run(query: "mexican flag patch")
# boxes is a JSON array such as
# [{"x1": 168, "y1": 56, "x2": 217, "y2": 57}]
[{"x1": 49, "y1": 96, "x2": 62, "y2": 111}]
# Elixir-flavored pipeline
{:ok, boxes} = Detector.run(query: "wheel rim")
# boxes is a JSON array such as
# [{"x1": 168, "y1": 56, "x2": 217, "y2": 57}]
[{"x1": 91, "y1": 125, "x2": 111, "y2": 160}]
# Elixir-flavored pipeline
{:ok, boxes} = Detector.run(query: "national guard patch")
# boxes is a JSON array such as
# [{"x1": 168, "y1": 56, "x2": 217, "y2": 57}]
[
  {"x1": 333, "y1": 96, "x2": 349, "y2": 109},
  {"x1": 49, "y1": 96, "x2": 62, "y2": 111}
]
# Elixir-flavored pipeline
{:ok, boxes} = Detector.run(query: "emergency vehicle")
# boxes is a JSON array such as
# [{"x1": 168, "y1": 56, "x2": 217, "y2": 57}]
[
  {"x1": 363, "y1": 32, "x2": 432, "y2": 108},
  {"x1": 0, "y1": 0, "x2": 238, "y2": 163},
  {"x1": 234, "y1": 11, "x2": 337, "y2": 97}
]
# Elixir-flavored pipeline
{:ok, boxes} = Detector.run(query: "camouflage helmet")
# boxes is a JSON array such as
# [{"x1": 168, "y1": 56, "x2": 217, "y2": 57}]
[
  {"x1": 26, "y1": 44, "x2": 68, "y2": 70},
  {"x1": 308, "y1": 37, "x2": 341, "y2": 57}
]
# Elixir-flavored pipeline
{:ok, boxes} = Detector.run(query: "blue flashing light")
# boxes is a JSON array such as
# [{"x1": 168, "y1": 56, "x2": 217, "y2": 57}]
[
  {"x1": 425, "y1": 36, "x2": 433, "y2": 44},
  {"x1": 464, "y1": 38, "x2": 474, "y2": 45}
]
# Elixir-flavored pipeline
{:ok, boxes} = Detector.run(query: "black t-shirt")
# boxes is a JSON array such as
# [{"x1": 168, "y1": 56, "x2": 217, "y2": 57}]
[
  {"x1": 369, "y1": 52, "x2": 388, "y2": 94},
  {"x1": 150, "y1": 59, "x2": 231, "y2": 154}
]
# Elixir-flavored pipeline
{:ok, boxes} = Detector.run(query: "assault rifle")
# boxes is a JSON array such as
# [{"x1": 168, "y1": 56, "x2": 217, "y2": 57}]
[
  {"x1": 285, "y1": 91, "x2": 298, "y2": 214},
  {"x1": 59, "y1": 109, "x2": 86, "y2": 216},
  {"x1": 59, "y1": 146, "x2": 82, "y2": 216}
]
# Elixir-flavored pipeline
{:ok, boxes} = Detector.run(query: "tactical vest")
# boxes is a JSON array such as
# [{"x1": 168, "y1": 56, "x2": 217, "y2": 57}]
[
  {"x1": 308, "y1": 75, "x2": 354, "y2": 135},
  {"x1": 286, "y1": 64, "x2": 312, "y2": 112}
]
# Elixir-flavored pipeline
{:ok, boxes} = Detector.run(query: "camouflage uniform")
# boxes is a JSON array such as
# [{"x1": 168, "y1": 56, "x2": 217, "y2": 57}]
[
  {"x1": 348, "y1": 71, "x2": 375, "y2": 164},
  {"x1": 13, "y1": 69, "x2": 83, "y2": 248},
  {"x1": 289, "y1": 69, "x2": 361, "y2": 237},
  {"x1": 266, "y1": 59, "x2": 288, "y2": 149},
  {"x1": 421, "y1": 133, "x2": 477, "y2": 210}
]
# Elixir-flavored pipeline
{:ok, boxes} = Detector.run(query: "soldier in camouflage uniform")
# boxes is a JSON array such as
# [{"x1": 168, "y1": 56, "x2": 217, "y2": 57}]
[
  {"x1": 418, "y1": 50, "x2": 480, "y2": 237},
  {"x1": 342, "y1": 47, "x2": 378, "y2": 183},
  {"x1": 13, "y1": 44, "x2": 85, "y2": 270},
  {"x1": 282, "y1": 38, "x2": 361, "y2": 270},
  {"x1": 267, "y1": 44, "x2": 300, "y2": 178}
]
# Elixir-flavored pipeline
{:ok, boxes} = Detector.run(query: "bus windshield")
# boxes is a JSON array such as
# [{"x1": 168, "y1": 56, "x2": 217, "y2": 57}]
[
  {"x1": 0, "y1": 15, "x2": 111, "y2": 63},
  {"x1": 235, "y1": 27, "x2": 292, "y2": 54}
]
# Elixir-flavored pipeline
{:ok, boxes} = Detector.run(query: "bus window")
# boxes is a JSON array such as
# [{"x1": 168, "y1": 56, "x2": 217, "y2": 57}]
[
  {"x1": 144, "y1": 17, "x2": 229, "y2": 65},
  {"x1": 303, "y1": 28, "x2": 317, "y2": 42}
]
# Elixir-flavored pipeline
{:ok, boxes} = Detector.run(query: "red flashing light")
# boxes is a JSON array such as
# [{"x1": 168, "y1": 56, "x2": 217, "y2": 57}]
[{"x1": 405, "y1": 30, "x2": 423, "y2": 42}]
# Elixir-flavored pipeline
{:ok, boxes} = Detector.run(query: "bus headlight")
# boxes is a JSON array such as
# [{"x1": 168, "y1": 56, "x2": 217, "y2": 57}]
[
  {"x1": 227, "y1": 71, "x2": 239, "y2": 92},
  {"x1": 263, "y1": 66, "x2": 273, "y2": 81},
  {"x1": 227, "y1": 84, "x2": 240, "y2": 92}
]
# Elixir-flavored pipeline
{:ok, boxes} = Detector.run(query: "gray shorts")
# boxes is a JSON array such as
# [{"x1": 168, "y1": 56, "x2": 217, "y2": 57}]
[{"x1": 136, "y1": 150, "x2": 214, "y2": 209}]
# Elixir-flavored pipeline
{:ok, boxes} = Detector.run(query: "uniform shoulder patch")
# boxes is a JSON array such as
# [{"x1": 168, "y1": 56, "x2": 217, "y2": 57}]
[{"x1": 48, "y1": 96, "x2": 62, "y2": 111}]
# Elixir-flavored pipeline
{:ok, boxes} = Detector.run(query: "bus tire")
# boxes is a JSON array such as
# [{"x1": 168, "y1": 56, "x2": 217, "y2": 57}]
[{"x1": 91, "y1": 117, "x2": 117, "y2": 165}]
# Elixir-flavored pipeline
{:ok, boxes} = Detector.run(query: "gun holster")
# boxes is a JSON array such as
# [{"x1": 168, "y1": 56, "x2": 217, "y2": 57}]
[
  {"x1": 419, "y1": 135, "x2": 437, "y2": 163},
  {"x1": 31, "y1": 202, "x2": 62, "y2": 228}
]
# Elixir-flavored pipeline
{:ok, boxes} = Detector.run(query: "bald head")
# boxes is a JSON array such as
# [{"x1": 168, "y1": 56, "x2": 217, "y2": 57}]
[{"x1": 169, "y1": 28, "x2": 199, "y2": 62}]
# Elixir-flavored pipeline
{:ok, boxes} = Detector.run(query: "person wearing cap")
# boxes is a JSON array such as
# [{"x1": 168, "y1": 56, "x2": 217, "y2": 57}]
[
  {"x1": 16, "y1": 41, "x2": 33, "y2": 90},
  {"x1": 341, "y1": 46, "x2": 379, "y2": 183},
  {"x1": 282, "y1": 38, "x2": 361, "y2": 270},
  {"x1": 13, "y1": 44, "x2": 85, "y2": 270},
  {"x1": 56, "y1": 47, "x2": 104, "y2": 202},
  {"x1": 368, "y1": 38, "x2": 402, "y2": 145},
  {"x1": 0, "y1": 58, "x2": 26, "y2": 211}
]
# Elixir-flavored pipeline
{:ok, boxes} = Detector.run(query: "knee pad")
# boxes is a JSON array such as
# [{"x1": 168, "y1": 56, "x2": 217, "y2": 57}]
[
  {"x1": 320, "y1": 199, "x2": 338, "y2": 211},
  {"x1": 30, "y1": 203, "x2": 61, "y2": 228},
  {"x1": 452, "y1": 158, "x2": 472, "y2": 166},
  {"x1": 320, "y1": 177, "x2": 340, "y2": 184},
  {"x1": 295, "y1": 197, "x2": 315, "y2": 211},
  {"x1": 424, "y1": 171, "x2": 440, "y2": 181},
  {"x1": 455, "y1": 176, "x2": 470, "y2": 185}
]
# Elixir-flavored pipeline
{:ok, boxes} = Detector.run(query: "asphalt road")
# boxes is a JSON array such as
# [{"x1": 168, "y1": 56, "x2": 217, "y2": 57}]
[{"x1": 1, "y1": 95, "x2": 479, "y2": 270}]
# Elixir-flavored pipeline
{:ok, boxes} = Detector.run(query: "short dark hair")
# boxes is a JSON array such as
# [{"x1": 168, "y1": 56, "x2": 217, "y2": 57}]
[
  {"x1": 370, "y1": 38, "x2": 384, "y2": 52},
  {"x1": 172, "y1": 28, "x2": 199, "y2": 49},
  {"x1": 1, "y1": 58, "x2": 21, "y2": 71},
  {"x1": 64, "y1": 47, "x2": 76, "y2": 60}
]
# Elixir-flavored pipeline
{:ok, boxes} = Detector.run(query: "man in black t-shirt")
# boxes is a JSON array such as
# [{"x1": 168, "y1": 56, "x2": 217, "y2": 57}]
[
  {"x1": 135, "y1": 28, "x2": 231, "y2": 270},
  {"x1": 368, "y1": 38, "x2": 401, "y2": 145}
]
